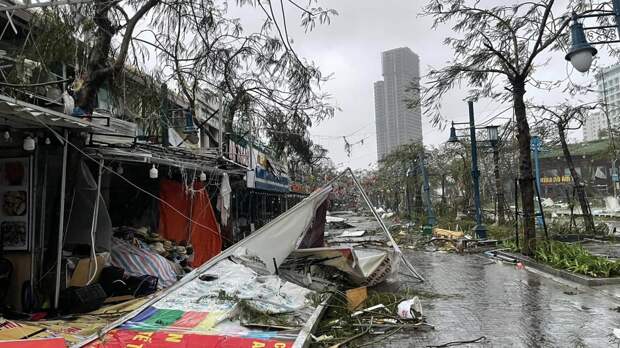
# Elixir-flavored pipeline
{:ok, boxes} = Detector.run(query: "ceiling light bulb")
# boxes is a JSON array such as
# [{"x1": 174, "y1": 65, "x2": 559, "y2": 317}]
[
  {"x1": 23, "y1": 135, "x2": 35, "y2": 151},
  {"x1": 44, "y1": 137, "x2": 51, "y2": 145},
  {"x1": 199, "y1": 171, "x2": 207, "y2": 182},
  {"x1": 117, "y1": 163, "x2": 124, "y2": 175},
  {"x1": 149, "y1": 164, "x2": 158, "y2": 179},
  {"x1": 3, "y1": 130, "x2": 10, "y2": 141}
]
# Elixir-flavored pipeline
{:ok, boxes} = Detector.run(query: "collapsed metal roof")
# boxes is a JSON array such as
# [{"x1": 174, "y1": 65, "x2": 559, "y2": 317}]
[{"x1": 0, "y1": 94, "x2": 111, "y2": 131}]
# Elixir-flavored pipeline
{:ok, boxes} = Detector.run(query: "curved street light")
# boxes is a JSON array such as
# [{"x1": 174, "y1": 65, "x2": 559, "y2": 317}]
[
  {"x1": 564, "y1": 0, "x2": 620, "y2": 73},
  {"x1": 565, "y1": 17, "x2": 599, "y2": 72}
]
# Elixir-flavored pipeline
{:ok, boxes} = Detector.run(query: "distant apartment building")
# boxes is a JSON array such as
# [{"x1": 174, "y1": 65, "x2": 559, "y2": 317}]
[
  {"x1": 583, "y1": 111, "x2": 607, "y2": 141},
  {"x1": 583, "y1": 64, "x2": 620, "y2": 141},
  {"x1": 374, "y1": 47, "x2": 423, "y2": 161}
]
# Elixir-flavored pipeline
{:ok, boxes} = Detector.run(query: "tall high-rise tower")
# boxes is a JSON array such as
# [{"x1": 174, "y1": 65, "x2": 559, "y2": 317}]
[{"x1": 374, "y1": 47, "x2": 423, "y2": 161}]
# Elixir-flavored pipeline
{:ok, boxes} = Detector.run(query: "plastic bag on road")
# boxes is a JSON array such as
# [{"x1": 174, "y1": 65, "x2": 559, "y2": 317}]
[{"x1": 397, "y1": 296, "x2": 423, "y2": 319}]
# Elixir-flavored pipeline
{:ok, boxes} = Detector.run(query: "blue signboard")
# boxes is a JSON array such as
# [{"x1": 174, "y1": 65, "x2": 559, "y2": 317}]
[{"x1": 254, "y1": 167, "x2": 290, "y2": 193}]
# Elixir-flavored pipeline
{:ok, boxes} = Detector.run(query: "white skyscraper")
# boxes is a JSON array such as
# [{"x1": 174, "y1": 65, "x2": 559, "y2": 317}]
[
  {"x1": 374, "y1": 47, "x2": 423, "y2": 161},
  {"x1": 583, "y1": 64, "x2": 620, "y2": 141}
]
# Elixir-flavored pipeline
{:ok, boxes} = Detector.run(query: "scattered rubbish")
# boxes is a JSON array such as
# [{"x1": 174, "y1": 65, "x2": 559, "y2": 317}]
[
  {"x1": 610, "y1": 306, "x2": 620, "y2": 312},
  {"x1": 484, "y1": 250, "x2": 517, "y2": 264},
  {"x1": 351, "y1": 304, "x2": 389, "y2": 317},
  {"x1": 311, "y1": 334, "x2": 334, "y2": 342},
  {"x1": 433, "y1": 228, "x2": 464, "y2": 240},
  {"x1": 614, "y1": 328, "x2": 620, "y2": 339},
  {"x1": 397, "y1": 296, "x2": 423, "y2": 319},
  {"x1": 381, "y1": 212, "x2": 395, "y2": 219},
  {"x1": 198, "y1": 274, "x2": 218, "y2": 281},
  {"x1": 340, "y1": 230, "x2": 366, "y2": 238},
  {"x1": 314, "y1": 289, "x2": 434, "y2": 347},
  {"x1": 427, "y1": 335, "x2": 487, "y2": 347},
  {"x1": 326, "y1": 216, "x2": 346, "y2": 223},
  {"x1": 563, "y1": 291, "x2": 577, "y2": 296},
  {"x1": 328, "y1": 326, "x2": 371, "y2": 348},
  {"x1": 346, "y1": 286, "x2": 368, "y2": 311},
  {"x1": 516, "y1": 262, "x2": 525, "y2": 270}
]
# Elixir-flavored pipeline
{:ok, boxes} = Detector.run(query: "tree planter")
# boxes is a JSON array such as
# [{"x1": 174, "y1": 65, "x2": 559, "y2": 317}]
[{"x1": 493, "y1": 250, "x2": 620, "y2": 286}]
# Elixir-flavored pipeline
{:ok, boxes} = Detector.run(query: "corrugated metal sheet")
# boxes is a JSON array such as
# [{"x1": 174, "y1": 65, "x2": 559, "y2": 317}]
[{"x1": 0, "y1": 94, "x2": 110, "y2": 131}]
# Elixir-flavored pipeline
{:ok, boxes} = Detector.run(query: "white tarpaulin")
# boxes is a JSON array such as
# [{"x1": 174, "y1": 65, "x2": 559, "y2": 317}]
[{"x1": 233, "y1": 186, "x2": 332, "y2": 273}]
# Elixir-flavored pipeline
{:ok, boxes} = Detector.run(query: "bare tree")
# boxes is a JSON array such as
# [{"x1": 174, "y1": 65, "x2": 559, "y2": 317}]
[
  {"x1": 419, "y1": 0, "x2": 577, "y2": 254},
  {"x1": 137, "y1": 1, "x2": 336, "y2": 158},
  {"x1": 533, "y1": 103, "x2": 597, "y2": 233},
  {"x1": 73, "y1": 0, "x2": 160, "y2": 115}
]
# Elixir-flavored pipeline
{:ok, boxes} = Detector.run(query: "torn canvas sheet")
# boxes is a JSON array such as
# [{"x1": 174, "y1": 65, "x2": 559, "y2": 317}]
[
  {"x1": 217, "y1": 173, "x2": 231, "y2": 226},
  {"x1": 232, "y1": 186, "x2": 331, "y2": 273}
]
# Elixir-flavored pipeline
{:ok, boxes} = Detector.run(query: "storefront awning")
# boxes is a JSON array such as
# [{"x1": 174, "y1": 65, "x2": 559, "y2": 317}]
[
  {"x1": 85, "y1": 144, "x2": 226, "y2": 174},
  {"x1": 0, "y1": 94, "x2": 111, "y2": 131}
]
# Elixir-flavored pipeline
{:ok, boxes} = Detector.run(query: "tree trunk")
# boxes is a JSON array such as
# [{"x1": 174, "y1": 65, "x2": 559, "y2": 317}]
[
  {"x1": 513, "y1": 80, "x2": 536, "y2": 255},
  {"x1": 76, "y1": 2, "x2": 114, "y2": 114},
  {"x1": 75, "y1": 0, "x2": 159, "y2": 115},
  {"x1": 493, "y1": 146, "x2": 506, "y2": 224},
  {"x1": 558, "y1": 124, "x2": 595, "y2": 233}
]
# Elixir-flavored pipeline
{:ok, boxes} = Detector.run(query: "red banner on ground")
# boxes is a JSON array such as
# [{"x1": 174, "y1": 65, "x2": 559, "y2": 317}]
[
  {"x1": 88, "y1": 330, "x2": 294, "y2": 348},
  {"x1": 0, "y1": 338, "x2": 66, "y2": 348}
]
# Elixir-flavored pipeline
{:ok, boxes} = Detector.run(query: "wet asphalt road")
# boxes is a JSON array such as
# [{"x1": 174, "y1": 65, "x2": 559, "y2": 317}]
[{"x1": 362, "y1": 250, "x2": 620, "y2": 347}]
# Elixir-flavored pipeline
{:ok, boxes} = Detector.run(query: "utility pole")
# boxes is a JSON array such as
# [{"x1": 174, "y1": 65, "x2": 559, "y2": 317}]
[
  {"x1": 419, "y1": 153, "x2": 436, "y2": 235},
  {"x1": 531, "y1": 136, "x2": 543, "y2": 226},
  {"x1": 447, "y1": 101, "x2": 488, "y2": 239},
  {"x1": 601, "y1": 72, "x2": 619, "y2": 198}
]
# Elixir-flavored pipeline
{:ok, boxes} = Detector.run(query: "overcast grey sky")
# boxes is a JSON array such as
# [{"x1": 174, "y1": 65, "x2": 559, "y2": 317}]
[{"x1": 273, "y1": 0, "x2": 608, "y2": 170}]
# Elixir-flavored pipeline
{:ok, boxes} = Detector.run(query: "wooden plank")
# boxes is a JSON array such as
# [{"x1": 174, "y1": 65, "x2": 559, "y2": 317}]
[{"x1": 292, "y1": 294, "x2": 332, "y2": 348}]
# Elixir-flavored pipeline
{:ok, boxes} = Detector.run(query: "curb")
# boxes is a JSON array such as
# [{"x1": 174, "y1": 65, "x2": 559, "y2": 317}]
[{"x1": 493, "y1": 250, "x2": 620, "y2": 287}]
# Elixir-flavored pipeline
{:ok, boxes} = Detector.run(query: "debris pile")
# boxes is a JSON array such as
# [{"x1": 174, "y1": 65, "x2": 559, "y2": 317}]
[{"x1": 310, "y1": 289, "x2": 434, "y2": 347}]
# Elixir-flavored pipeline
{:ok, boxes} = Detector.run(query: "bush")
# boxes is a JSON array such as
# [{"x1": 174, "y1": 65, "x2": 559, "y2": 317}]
[{"x1": 534, "y1": 241, "x2": 620, "y2": 278}]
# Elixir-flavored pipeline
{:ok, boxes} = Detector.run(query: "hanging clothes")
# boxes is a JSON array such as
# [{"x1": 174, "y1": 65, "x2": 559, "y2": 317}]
[
  {"x1": 217, "y1": 173, "x2": 231, "y2": 226},
  {"x1": 190, "y1": 181, "x2": 222, "y2": 266},
  {"x1": 159, "y1": 180, "x2": 221, "y2": 267}
]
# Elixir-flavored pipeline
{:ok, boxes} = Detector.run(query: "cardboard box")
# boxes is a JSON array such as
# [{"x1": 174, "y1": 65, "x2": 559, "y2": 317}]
[{"x1": 69, "y1": 255, "x2": 107, "y2": 287}]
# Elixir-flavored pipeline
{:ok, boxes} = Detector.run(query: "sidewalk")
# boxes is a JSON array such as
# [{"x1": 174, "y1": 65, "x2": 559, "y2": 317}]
[{"x1": 366, "y1": 250, "x2": 620, "y2": 347}]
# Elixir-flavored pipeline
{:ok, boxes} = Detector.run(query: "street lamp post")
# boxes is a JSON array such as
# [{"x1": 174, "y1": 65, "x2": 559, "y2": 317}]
[
  {"x1": 406, "y1": 167, "x2": 412, "y2": 219},
  {"x1": 486, "y1": 125, "x2": 504, "y2": 224},
  {"x1": 564, "y1": 0, "x2": 620, "y2": 72},
  {"x1": 448, "y1": 101, "x2": 489, "y2": 239},
  {"x1": 564, "y1": 3, "x2": 620, "y2": 198}
]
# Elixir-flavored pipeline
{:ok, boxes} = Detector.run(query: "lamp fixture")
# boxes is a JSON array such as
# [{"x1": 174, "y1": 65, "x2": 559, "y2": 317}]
[
  {"x1": 149, "y1": 164, "x2": 158, "y2": 179},
  {"x1": 486, "y1": 125, "x2": 499, "y2": 146},
  {"x1": 23, "y1": 135, "x2": 35, "y2": 151},
  {"x1": 447, "y1": 123, "x2": 459, "y2": 143},
  {"x1": 565, "y1": 15, "x2": 598, "y2": 72}
]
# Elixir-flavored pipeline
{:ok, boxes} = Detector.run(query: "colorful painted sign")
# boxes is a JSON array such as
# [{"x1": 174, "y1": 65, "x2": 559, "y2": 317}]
[{"x1": 87, "y1": 330, "x2": 293, "y2": 348}]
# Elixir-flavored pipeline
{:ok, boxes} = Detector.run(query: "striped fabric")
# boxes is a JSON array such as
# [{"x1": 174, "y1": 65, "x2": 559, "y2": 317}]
[{"x1": 110, "y1": 238, "x2": 178, "y2": 288}]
